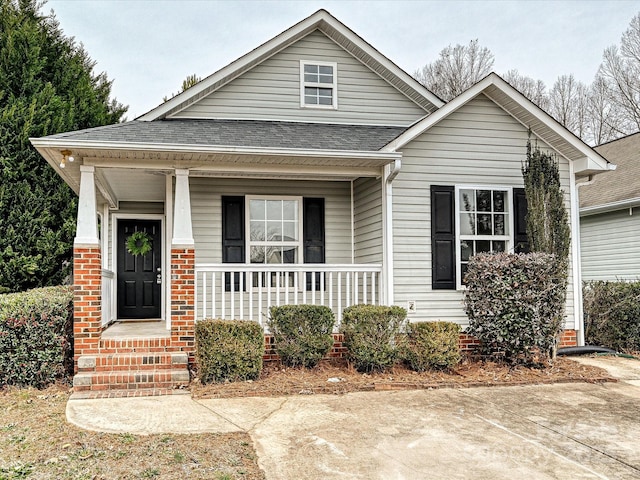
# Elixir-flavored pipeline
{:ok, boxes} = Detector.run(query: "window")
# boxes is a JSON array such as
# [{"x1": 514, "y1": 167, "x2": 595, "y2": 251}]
[
  {"x1": 248, "y1": 197, "x2": 301, "y2": 265},
  {"x1": 300, "y1": 61, "x2": 337, "y2": 109},
  {"x1": 456, "y1": 187, "x2": 512, "y2": 287}
]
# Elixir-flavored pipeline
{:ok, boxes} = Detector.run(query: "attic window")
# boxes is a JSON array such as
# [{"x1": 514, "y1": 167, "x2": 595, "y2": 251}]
[{"x1": 300, "y1": 61, "x2": 337, "y2": 109}]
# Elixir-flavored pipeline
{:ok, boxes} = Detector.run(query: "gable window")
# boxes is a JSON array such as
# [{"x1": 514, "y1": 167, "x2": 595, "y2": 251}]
[
  {"x1": 431, "y1": 185, "x2": 527, "y2": 291},
  {"x1": 456, "y1": 187, "x2": 511, "y2": 286},
  {"x1": 300, "y1": 61, "x2": 337, "y2": 109}
]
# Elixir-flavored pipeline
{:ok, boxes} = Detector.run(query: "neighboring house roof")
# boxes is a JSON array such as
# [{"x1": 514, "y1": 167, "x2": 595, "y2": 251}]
[
  {"x1": 580, "y1": 131, "x2": 640, "y2": 214},
  {"x1": 43, "y1": 119, "x2": 407, "y2": 152},
  {"x1": 138, "y1": 9, "x2": 443, "y2": 121},
  {"x1": 382, "y1": 73, "x2": 611, "y2": 177}
]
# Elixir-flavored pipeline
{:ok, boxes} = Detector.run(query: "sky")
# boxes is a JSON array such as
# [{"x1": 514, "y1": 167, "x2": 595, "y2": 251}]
[{"x1": 44, "y1": 0, "x2": 640, "y2": 120}]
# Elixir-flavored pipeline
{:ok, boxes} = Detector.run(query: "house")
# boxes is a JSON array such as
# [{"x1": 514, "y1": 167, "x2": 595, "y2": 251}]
[
  {"x1": 30, "y1": 10, "x2": 610, "y2": 394},
  {"x1": 580, "y1": 132, "x2": 639, "y2": 281}
]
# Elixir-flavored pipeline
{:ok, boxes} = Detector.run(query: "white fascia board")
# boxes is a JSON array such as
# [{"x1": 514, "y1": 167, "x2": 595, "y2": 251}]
[
  {"x1": 30, "y1": 137, "x2": 401, "y2": 162},
  {"x1": 382, "y1": 73, "x2": 610, "y2": 174},
  {"x1": 137, "y1": 10, "x2": 442, "y2": 121},
  {"x1": 320, "y1": 17, "x2": 444, "y2": 110},
  {"x1": 580, "y1": 197, "x2": 640, "y2": 217},
  {"x1": 137, "y1": 10, "x2": 330, "y2": 121}
]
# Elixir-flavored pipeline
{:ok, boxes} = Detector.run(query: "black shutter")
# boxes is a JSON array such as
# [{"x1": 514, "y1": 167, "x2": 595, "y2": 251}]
[
  {"x1": 222, "y1": 196, "x2": 245, "y2": 291},
  {"x1": 303, "y1": 198, "x2": 325, "y2": 291},
  {"x1": 513, "y1": 188, "x2": 530, "y2": 254},
  {"x1": 431, "y1": 186, "x2": 456, "y2": 290}
]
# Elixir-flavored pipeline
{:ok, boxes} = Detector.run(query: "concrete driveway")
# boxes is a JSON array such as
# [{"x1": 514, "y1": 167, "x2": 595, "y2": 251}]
[{"x1": 68, "y1": 356, "x2": 640, "y2": 479}]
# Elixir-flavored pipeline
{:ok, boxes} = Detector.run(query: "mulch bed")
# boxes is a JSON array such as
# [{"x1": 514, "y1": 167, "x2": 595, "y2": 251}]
[{"x1": 191, "y1": 356, "x2": 615, "y2": 399}]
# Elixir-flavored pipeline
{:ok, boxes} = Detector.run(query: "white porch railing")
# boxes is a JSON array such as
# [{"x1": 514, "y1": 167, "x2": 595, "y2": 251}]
[
  {"x1": 195, "y1": 264, "x2": 382, "y2": 326},
  {"x1": 101, "y1": 269, "x2": 115, "y2": 327}
]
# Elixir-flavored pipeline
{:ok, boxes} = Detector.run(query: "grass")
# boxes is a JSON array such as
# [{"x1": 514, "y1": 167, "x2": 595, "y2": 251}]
[{"x1": 0, "y1": 385, "x2": 265, "y2": 480}]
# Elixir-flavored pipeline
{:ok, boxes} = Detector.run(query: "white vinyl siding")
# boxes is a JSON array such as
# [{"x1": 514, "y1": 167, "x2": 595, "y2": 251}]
[
  {"x1": 392, "y1": 94, "x2": 575, "y2": 328},
  {"x1": 581, "y1": 209, "x2": 640, "y2": 281},
  {"x1": 173, "y1": 31, "x2": 427, "y2": 126},
  {"x1": 190, "y1": 178, "x2": 352, "y2": 264},
  {"x1": 353, "y1": 177, "x2": 383, "y2": 263}
]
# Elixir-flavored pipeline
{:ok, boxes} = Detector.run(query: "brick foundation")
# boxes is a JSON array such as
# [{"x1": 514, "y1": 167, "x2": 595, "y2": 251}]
[
  {"x1": 73, "y1": 246, "x2": 102, "y2": 368},
  {"x1": 458, "y1": 329, "x2": 579, "y2": 352},
  {"x1": 260, "y1": 329, "x2": 581, "y2": 362},
  {"x1": 263, "y1": 333, "x2": 347, "y2": 362},
  {"x1": 559, "y1": 329, "x2": 578, "y2": 348},
  {"x1": 170, "y1": 247, "x2": 196, "y2": 363}
]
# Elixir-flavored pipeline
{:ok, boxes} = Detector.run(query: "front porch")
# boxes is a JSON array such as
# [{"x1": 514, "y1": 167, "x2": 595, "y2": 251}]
[{"x1": 66, "y1": 151, "x2": 398, "y2": 394}]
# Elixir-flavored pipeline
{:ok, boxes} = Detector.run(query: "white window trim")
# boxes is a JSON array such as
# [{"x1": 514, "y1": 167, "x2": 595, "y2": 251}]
[
  {"x1": 454, "y1": 185, "x2": 515, "y2": 290},
  {"x1": 245, "y1": 195, "x2": 304, "y2": 265},
  {"x1": 300, "y1": 60, "x2": 338, "y2": 109}
]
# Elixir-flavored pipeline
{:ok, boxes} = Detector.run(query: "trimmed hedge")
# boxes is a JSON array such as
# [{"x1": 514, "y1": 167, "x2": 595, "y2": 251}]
[
  {"x1": 0, "y1": 286, "x2": 74, "y2": 388},
  {"x1": 404, "y1": 321, "x2": 461, "y2": 371},
  {"x1": 195, "y1": 319, "x2": 264, "y2": 383},
  {"x1": 464, "y1": 252, "x2": 566, "y2": 363},
  {"x1": 268, "y1": 305, "x2": 335, "y2": 368},
  {"x1": 583, "y1": 281, "x2": 640, "y2": 352},
  {"x1": 340, "y1": 304, "x2": 407, "y2": 372}
]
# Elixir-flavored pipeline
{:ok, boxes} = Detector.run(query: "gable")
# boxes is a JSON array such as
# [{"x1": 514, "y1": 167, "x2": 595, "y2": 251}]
[{"x1": 171, "y1": 30, "x2": 428, "y2": 126}]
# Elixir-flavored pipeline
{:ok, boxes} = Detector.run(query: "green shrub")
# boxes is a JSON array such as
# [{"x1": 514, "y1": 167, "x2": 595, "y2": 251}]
[
  {"x1": 340, "y1": 304, "x2": 407, "y2": 372},
  {"x1": 0, "y1": 286, "x2": 73, "y2": 388},
  {"x1": 404, "y1": 321, "x2": 461, "y2": 371},
  {"x1": 583, "y1": 281, "x2": 640, "y2": 352},
  {"x1": 268, "y1": 305, "x2": 335, "y2": 368},
  {"x1": 195, "y1": 319, "x2": 264, "y2": 383},
  {"x1": 464, "y1": 252, "x2": 565, "y2": 363}
]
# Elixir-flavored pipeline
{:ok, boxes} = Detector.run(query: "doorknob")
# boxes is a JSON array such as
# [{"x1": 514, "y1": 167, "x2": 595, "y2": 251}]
[{"x1": 156, "y1": 271, "x2": 162, "y2": 284}]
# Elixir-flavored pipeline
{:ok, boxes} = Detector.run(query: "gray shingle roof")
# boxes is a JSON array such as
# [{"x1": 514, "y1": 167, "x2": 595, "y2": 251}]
[
  {"x1": 581, "y1": 132, "x2": 640, "y2": 209},
  {"x1": 45, "y1": 119, "x2": 408, "y2": 152}
]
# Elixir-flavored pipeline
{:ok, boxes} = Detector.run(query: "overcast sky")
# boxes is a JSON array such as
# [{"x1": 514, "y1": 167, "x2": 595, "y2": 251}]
[{"x1": 45, "y1": 0, "x2": 640, "y2": 120}]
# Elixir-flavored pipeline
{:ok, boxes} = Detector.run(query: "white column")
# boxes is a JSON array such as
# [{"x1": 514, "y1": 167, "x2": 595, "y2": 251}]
[
  {"x1": 382, "y1": 158, "x2": 402, "y2": 306},
  {"x1": 75, "y1": 165, "x2": 99, "y2": 246},
  {"x1": 172, "y1": 169, "x2": 194, "y2": 246}
]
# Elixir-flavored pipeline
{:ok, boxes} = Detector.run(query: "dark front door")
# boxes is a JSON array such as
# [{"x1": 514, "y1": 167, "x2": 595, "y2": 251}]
[{"x1": 117, "y1": 220, "x2": 162, "y2": 319}]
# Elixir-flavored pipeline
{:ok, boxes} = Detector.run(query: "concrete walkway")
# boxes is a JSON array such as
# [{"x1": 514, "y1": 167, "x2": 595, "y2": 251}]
[{"x1": 67, "y1": 356, "x2": 640, "y2": 479}]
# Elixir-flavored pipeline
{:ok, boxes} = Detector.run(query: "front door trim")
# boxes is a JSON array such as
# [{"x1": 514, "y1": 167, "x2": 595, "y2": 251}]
[{"x1": 112, "y1": 213, "x2": 165, "y2": 321}]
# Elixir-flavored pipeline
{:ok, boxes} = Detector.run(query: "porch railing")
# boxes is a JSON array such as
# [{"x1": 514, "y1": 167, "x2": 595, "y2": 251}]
[
  {"x1": 101, "y1": 269, "x2": 115, "y2": 327},
  {"x1": 195, "y1": 264, "x2": 382, "y2": 326}
]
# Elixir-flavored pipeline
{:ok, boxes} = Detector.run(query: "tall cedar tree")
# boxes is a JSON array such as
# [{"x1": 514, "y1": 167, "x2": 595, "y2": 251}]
[
  {"x1": 522, "y1": 140, "x2": 571, "y2": 266},
  {"x1": 0, "y1": 0, "x2": 126, "y2": 292}
]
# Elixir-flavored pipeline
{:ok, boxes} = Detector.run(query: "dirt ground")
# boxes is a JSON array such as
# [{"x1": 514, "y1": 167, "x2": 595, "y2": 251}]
[
  {"x1": 191, "y1": 355, "x2": 614, "y2": 399},
  {"x1": 0, "y1": 386, "x2": 265, "y2": 480}
]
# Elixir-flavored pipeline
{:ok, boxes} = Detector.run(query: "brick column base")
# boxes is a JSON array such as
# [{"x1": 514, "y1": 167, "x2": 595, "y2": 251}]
[
  {"x1": 171, "y1": 247, "x2": 195, "y2": 363},
  {"x1": 73, "y1": 246, "x2": 102, "y2": 369}
]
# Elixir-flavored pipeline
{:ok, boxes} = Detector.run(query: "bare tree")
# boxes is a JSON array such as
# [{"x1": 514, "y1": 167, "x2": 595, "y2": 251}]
[
  {"x1": 503, "y1": 69, "x2": 549, "y2": 110},
  {"x1": 598, "y1": 13, "x2": 640, "y2": 135},
  {"x1": 548, "y1": 75, "x2": 589, "y2": 139},
  {"x1": 414, "y1": 39, "x2": 494, "y2": 101}
]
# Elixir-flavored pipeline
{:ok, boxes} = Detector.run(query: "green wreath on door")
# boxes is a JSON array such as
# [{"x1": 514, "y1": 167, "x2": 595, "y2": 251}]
[{"x1": 126, "y1": 231, "x2": 153, "y2": 256}]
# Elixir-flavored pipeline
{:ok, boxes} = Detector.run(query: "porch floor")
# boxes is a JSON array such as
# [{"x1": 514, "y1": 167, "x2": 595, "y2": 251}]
[{"x1": 101, "y1": 320, "x2": 169, "y2": 338}]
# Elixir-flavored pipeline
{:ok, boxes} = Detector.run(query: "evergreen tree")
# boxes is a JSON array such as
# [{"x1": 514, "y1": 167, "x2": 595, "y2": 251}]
[
  {"x1": 0, "y1": 0, "x2": 126, "y2": 292},
  {"x1": 522, "y1": 140, "x2": 571, "y2": 265}
]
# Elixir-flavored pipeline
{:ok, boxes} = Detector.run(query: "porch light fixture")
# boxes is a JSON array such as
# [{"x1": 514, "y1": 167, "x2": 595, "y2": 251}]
[{"x1": 60, "y1": 149, "x2": 74, "y2": 168}]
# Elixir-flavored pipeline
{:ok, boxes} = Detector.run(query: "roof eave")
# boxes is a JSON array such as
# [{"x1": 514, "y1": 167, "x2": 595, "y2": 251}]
[
  {"x1": 29, "y1": 137, "x2": 402, "y2": 162},
  {"x1": 580, "y1": 197, "x2": 640, "y2": 217}
]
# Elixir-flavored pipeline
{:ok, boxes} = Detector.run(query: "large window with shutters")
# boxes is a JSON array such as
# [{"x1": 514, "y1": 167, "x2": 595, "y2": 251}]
[
  {"x1": 431, "y1": 185, "x2": 527, "y2": 291},
  {"x1": 222, "y1": 195, "x2": 325, "y2": 291},
  {"x1": 456, "y1": 186, "x2": 511, "y2": 287}
]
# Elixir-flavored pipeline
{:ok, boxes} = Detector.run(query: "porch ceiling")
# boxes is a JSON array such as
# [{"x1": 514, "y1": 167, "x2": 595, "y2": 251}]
[{"x1": 31, "y1": 143, "x2": 397, "y2": 207}]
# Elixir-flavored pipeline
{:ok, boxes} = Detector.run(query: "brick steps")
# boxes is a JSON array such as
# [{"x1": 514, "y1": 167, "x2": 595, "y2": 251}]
[{"x1": 74, "y1": 350, "x2": 189, "y2": 394}]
